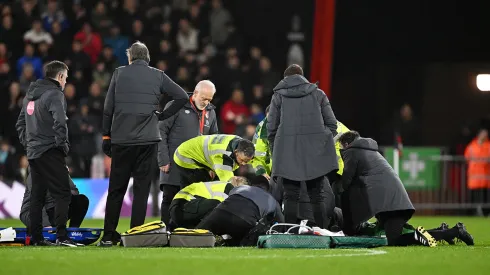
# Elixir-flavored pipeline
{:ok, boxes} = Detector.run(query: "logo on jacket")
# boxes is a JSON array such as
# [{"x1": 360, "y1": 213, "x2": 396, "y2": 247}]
[
  {"x1": 27, "y1": 101, "x2": 35, "y2": 115},
  {"x1": 205, "y1": 120, "x2": 210, "y2": 127},
  {"x1": 205, "y1": 113, "x2": 209, "y2": 118},
  {"x1": 185, "y1": 110, "x2": 190, "y2": 114}
]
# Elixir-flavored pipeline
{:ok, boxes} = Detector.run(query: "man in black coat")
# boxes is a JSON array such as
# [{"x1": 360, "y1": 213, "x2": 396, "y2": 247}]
[
  {"x1": 267, "y1": 64, "x2": 338, "y2": 229},
  {"x1": 16, "y1": 61, "x2": 79, "y2": 246},
  {"x1": 100, "y1": 41, "x2": 189, "y2": 246},
  {"x1": 158, "y1": 80, "x2": 219, "y2": 224},
  {"x1": 335, "y1": 131, "x2": 474, "y2": 246}
]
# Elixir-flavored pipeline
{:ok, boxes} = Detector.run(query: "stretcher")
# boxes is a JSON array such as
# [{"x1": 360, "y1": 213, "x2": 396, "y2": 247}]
[{"x1": 0, "y1": 227, "x2": 103, "y2": 245}]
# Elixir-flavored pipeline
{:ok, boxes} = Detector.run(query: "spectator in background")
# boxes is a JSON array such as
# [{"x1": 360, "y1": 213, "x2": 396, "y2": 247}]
[
  {"x1": 15, "y1": 0, "x2": 40, "y2": 33},
  {"x1": 220, "y1": 88, "x2": 250, "y2": 134},
  {"x1": 177, "y1": 18, "x2": 199, "y2": 53},
  {"x1": 50, "y1": 21, "x2": 71, "y2": 60},
  {"x1": 91, "y1": 2, "x2": 112, "y2": 37},
  {"x1": 98, "y1": 46, "x2": 119, "y2": 73},
  {"x1": 41, "y1": 0, "x2": 69, "y2": 32},
  {"x1": 5, "y1": 82, "x2": 22, "y2": 147},
  {"x1": 209, "y1": 0, "x2": 232, "y2": 47},
  {"x1": 70, "y1": 2, "x2": 88, "y2": 34},
  {"x1": 64, "y1": 83, "x2": 78, "y2": 118},
  {"x1": 23, "y1": 19, "x2": 53, "y2": 46},
  {"x1": 250, "y1": 104, "x2": 265, "y2": 125},
  {"x1": 222, "y1": 54, "x2": 243, "y2": 94},
  {"x1": 0, "y1": 139, "x2": 18, "y2": 181},
  {"x1": 175, "y1": 66, "x2": 193, "y2": 92},
  {"x1": 69, "y1": 70, "x2": 89, "y2": 99},
  {"x1": 1, "y1": 15, "x2": 22, "y2": 56},
  {"x1": 259, "y1": 56, "x2": 280, "y2": 96},
  {"x1": 464, "y1": 129, "x2": 490, "y2": 216},
  {"x1": 69, "y1": 104, "x2": 98, "y2": 178},
  {"x1": 64, "y1": 40, "x2": 91, "y2": 74},
  {"x1": 92, "y1": 61, "x2": 111, "y2": 91},
  {"x1": 74, "y1": 22, "x2": 103, "y2": 64},
  {"x1": 0, "y1": 42, "x2": 8, "y2": 65},
  {"x1": 130, "y1": 20, "x2": 150, "y2": 46},
  {"x1": 158, "y1": 21, "x2": 174, "y2": 43},
  {"x1": 392, "y1": 103, "x2": 419, "y2": 146},
  {"x1": 16, "y1": 43, "x2": 43, "y2": 79},
  {"x1": 37, "y1": 41, "x2": 54, "y2": 63},
  {"x1": 104, "y1": 25, "x2": 129, "y2": 66},
  {"x1": 188, "y1": 3, "x2": 207, "y2": 42},
  {"x1": 87, "y1": 82, "x2": 105, "y2": 126},
  {"x1": 0, "y1": 63, "x2": 14, "y2": 114},
  {"x1": 155, "y1": 40, "x2": 176, "y2": 72},
  {"x1": 19, "y1": 63, "x2": 37, "y2": 95},
  {"x1": 118, "y1": 0, "x2": 141, "y2": 36}
]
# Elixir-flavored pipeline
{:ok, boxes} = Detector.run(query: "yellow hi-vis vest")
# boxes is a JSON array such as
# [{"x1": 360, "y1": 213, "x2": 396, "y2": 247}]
[
  {"x1": 174, "y1": 134, "x2": 240, "y2": 182},
  {"x1": 173, "y1": 181, "x2": 230, "y2": 202},
  {"x1": 251, "y1": 119, "x2": 272, "y2": 175},
  {"x1": 333, "y1": 121, "x2": 350, "y2": 175}
]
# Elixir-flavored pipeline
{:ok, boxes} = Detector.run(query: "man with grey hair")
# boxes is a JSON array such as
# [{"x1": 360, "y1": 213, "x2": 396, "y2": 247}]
[
  {"x1": 157, "y1": 80, "x2": 219, "y2": 223},
  {"x1": 100, "y1": 41, "x2": 188, "y2": 246}
]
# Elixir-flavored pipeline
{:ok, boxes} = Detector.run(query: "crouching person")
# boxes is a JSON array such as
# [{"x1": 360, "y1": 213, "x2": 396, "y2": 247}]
[
  {"x1": 197, "y1": 175, "x2": 284, "y2": 246},
  {"x1": 335, "y1": 131, "x2": 474, "y2": 247},
  {"x1": 169, "y1": 176, "x2": 248, "y2": 229},
  {"x1": 20, "y1": 167, "x2": 89, "y2": 228}
]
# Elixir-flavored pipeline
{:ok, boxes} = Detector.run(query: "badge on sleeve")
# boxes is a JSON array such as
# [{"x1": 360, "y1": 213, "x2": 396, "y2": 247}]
[{"x1": 27, "y1": 101, "x2": 35, "y2": 115}]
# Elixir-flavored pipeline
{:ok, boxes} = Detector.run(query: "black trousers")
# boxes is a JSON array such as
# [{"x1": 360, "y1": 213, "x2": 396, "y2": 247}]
[
  {"x1": 197, "y1": 208, "x2": 255, "y2": 246},
  {"x1": 177, "y1": 166, "x2": 212, "y2": 188},
  {"x1": 170, "y1": 198, "x2": 220, "y2": 229},
  {"x1": 22, "y1": 194, "x2": 89, "y2": 228},
  {"x1": 28, "y1": 148, "x2": 71, "y2": 242},
  {"x1": 374, "y1": 211, "x2": 459, "y2": 246},
  {"x1": 283, "y1": 176, "x2": 330, "y2": 229},
  {"x1": 160, "y1": 185, "x2": 180, "y2": 224},
  {"x1": 103, "y1": 144, "x2": 157, "y2": 240}
]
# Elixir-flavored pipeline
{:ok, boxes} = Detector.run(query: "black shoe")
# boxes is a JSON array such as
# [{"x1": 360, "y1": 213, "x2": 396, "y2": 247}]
[
  {"x1": 454, "y1": 222, "x2": 474, "y2": 246},
  {"x1": 56, "y1": 238, "x2": 83, "y2": 247},
  {"x1": 414, "y1": 226, "x2": 437, "y2": 247},
  {"x1": 97, "y1": 240, "x2": 113, "y2": 247},
  {"x1": 31, "y1": 239, "x2": 55, "y2": 246},
  {"x1": 436, "y1": 222, "x2": 455, "y2": 245}
]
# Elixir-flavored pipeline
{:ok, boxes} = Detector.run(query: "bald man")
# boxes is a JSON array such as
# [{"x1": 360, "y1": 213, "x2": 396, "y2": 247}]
[{"x1": 158, "y1": 80, "x2": 219, "y2": 223}]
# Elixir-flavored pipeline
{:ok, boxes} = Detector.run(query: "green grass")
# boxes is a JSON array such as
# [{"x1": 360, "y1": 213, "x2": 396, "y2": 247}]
[{"x1": 1, "y1": 216, "x2": 489, "y2": 275}]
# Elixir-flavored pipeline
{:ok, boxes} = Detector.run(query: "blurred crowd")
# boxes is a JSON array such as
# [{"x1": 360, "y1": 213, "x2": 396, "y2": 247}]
[{"x1": 0, "y1": 0, "x2": 280, "y2": 180}]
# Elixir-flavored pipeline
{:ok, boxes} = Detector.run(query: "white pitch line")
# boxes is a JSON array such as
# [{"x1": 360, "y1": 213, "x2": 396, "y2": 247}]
[{"x1": 159, "y1": 249, "x2": 388, "y2": 259}]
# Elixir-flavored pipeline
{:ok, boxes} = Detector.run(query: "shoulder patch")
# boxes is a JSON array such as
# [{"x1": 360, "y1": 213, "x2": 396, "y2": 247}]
[{"x1": 27, "y1": 101, "x2": 35, "y2": 115}]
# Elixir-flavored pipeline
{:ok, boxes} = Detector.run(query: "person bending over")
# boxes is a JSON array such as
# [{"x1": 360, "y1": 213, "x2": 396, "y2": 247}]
[
  {"x1": 197, "y1": 175, "x2": 284, "y2": 246},
  {"x1": 169, "y1": 176, "x2": 248, "y2": 229},
  {"x1": 334, "y1": 131, "x2": 474, "y2": 247}
]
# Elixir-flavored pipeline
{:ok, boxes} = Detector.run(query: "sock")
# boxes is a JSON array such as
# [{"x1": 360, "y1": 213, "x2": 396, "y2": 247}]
[{"x1": 427, "y1": 228, "x2": 459, "y2": 241}]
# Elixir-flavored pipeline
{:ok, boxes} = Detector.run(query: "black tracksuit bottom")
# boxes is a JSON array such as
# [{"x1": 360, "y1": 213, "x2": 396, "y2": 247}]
[
  {"x1": 28, "y1": 148, "x2": 71, "y2": 242},
  {"x1": 161, "y1": 185, "x2": 180, "y2": 224},
  {"x1": 283, "y1": 176, "x2": 331, "y2": 229},
  {"x1": 344, "y1": 209, "x2": 461, "y2": 246},
  {"x1": 21, "y1": 195, "x2": 89, "y2": 228},
  {"x1": 197, "y1": 208, "x2": 255, "y2": 246},
  {"x1": 103, "y1": 144, "x2": 157, "y2": 241},
  {"x1": 169, "y1": 198, "x2": 220, "y2": 229}
]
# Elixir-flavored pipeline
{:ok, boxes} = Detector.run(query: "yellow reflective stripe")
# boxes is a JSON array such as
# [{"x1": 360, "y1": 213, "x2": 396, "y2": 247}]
[
  {"x1": 203, "y1": 182, "x2": 228, "y2": 201},
  {"x1": 209, "y1": 149, "x2": 232, "y2": 156},
  {"x1": 175, "y1": 150, "x2": 196, "y2": 165},
  {"x1": 255, "y1": 151, "x2": 267, "y2": 157},
  {"x1": 213, "y1": 164, "x2": 233, "y2": 171},
  {"x1": 174, "y1": 190, "x2": 196, "y2": 201},
  {"x1": 203, "y1": 136, "x2": 212, "y2": 165}
]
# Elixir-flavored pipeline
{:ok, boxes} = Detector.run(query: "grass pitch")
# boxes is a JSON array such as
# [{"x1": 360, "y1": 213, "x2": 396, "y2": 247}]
[{"x1": 1, "y1": 216, "x2": 489, "y2": 275}]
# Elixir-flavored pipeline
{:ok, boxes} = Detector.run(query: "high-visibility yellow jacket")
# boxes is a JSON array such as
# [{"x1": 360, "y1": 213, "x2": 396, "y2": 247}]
[
  {"x1": 251, "y1": 118, "x2": 350, "y2": 176},
  {"x1": 251, "y1": 118, "x2": 272, "y2": 176},
  {"x1": 333, "y1": 121, "x2": 350, "y2": 175},
  {"x1": 173, "y1": 181, "x2": 233, "y2": 202},
  {"x1": 174, "y1": 134, "x2": 242, "y2": 182}
]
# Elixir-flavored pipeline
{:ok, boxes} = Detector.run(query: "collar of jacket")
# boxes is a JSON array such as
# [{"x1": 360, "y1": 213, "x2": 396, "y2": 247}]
[
  {"x1": 130, "y1": 59, "x2": 149, "y2": 66},
  {"x1": 44, "y1": 78, "x2": 62, "y2": 89}
]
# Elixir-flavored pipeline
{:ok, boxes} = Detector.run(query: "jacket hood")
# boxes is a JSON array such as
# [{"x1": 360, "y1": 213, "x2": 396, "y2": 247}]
[
  {"x1": 26, "y1": 79, "x2": 61, "y2": 101},
  {"x1": 348, "y1": 137, "x2": 379, "y2": 151},
  {"x1": 273, "y1": 75, "x2": 318, "y2": 98}
]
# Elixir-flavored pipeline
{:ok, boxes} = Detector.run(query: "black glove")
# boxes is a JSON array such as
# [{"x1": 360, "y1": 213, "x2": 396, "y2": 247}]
[{"x1": 102, "y1": 138, "x2": 112, "y2": 157}]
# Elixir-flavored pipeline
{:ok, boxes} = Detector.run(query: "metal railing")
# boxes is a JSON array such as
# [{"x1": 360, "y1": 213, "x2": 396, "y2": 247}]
[{"x1": 383, "y1": 148, "x2": 490, "y2": 214}]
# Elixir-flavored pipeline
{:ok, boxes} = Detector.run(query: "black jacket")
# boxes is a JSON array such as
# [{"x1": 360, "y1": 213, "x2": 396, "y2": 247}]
[
  {"x1": 218, "y1": 185, "x2": 284, "y2": 224},
  {"x1": 16, "y1": 79, "x2": 69, "y2": 159},
  {"x1": 102, "y1": 60, "x2": 189, "y2": 145},
  {"x1": 19, "y1": 167, "x2": 79, "y2": 227},
  {"x1": 267, "y1": 75, "x2": 338, "y2": 181},
  {"x1": 336, "y1": 137, "x2": 415, "y2": 226},
  {"x1": 158, "y1": 98, "x2": 219, "y2": 186}
]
